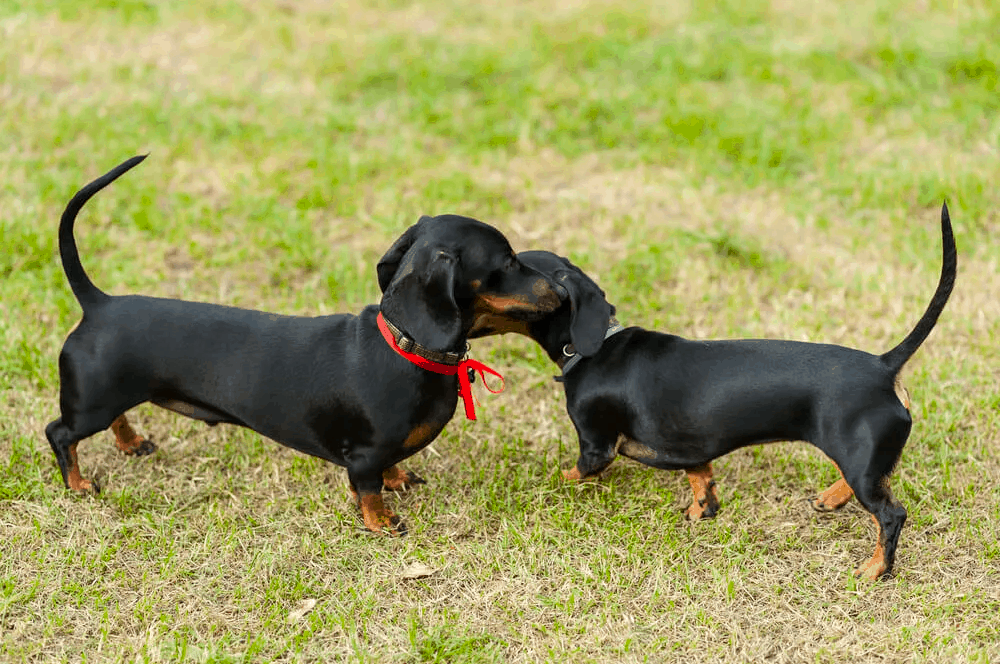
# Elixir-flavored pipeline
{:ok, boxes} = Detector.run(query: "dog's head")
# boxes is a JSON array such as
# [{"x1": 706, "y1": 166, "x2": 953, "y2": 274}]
[
  {"x1": 377, "y1": 215, "x2": 565, "y2": 352},
  {"x1": 469, "y1": 250, "x2": 615, "y2": 362}
]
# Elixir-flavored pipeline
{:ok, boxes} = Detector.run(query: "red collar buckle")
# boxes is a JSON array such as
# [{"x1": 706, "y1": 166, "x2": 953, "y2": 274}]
[{"x1": 377, "y1": 312, "x2": 505, "y2": 420}]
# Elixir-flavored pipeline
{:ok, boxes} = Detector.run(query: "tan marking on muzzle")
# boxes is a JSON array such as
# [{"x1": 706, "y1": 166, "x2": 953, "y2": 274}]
[{"x1": 477, "y1": 293, "x2": 535, "y2": 313}]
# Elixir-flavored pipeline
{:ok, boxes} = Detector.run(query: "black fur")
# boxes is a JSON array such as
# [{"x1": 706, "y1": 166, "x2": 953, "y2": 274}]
[
  {"x1": 47, "y1": 156, "x2": 563, "y2": 534},
  {"x1": 512, "y1": 205, "x2": 956, "y2": 578}
]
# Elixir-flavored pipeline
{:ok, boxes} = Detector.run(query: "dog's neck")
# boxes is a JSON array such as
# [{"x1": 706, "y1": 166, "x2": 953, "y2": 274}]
[
  {"x1": 554, "y1": 318, "x2": 624, "y2": 380},
  {"x1": 378, "y1": 310, "x2": 468, "y2": 365}
]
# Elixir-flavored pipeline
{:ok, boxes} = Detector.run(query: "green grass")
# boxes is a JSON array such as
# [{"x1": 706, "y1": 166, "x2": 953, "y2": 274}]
[{"x1": 2, "y1": 0, "x2": 1000, "y2": 661}]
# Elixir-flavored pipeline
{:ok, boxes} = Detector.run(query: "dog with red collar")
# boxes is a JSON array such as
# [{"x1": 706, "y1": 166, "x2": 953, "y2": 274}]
[
  {"x1": 473, "y1": 205, "x2": 955, "y2": 579},
  {"x1": 46, "y1": 156, "x2": 565, "y2": 534}
]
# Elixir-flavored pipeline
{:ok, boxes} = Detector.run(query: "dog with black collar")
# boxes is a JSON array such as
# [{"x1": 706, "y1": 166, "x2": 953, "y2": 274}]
[{"x1": 473, "y1": 205, "x2": 956, "y2": 579}]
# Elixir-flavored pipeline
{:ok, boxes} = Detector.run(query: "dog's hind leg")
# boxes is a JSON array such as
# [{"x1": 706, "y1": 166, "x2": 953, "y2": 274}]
[
  {"x1": 851, "y1": 479, "x2": 906, "y2": 580},
  {"x1": 110, "y1": 414, "x2": 157, "y2": 456},
  {"x1": 382, "y1": 465, "x2": 425, "y2": 491},
  {"x1": 48, "y1": 354, "x2": 150, "y2": 492},
  {"x1": 840, "y1": 422, "x2": 909, "y2": 580},
  {"x1": 812, "y1": 465, "x2": 854, "y2": 512},
  {"x1": 46, "y1": 418, "x2": 93, "y2": 492},
  {"x1": 348, "y1": 459, "x2": 405, "y2": 536}
]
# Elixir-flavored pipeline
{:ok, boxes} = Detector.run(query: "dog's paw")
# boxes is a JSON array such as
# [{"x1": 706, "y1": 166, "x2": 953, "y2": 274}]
[
  {"x1": 812, "y1": 478, "x2": 853, "y2": 512},
  {"x1": 365, "y1": 512, "x2": 407, "y2": 537},
  {"x1": 69, "y1": 476, "x2": 100, "y2": 495},
  {"x1": 854, "y1": 557, "x2": 889, "y2": 581},
  {"x1": 561, "y1": 466, "x2": 584, "y2": 481},
  {"x1": 118, "y1": 436, "x2": 158, "y2": 457},
  {"x1": 130, "y1": 438, "x2": 157, "y2": 456},
  {"x1": 382, "y1": 466, "x2": 426, "y2": 492},
  {"x1": 359, "y1": 494, "x2": 407, "y2": 536},
  {"x1": 683, "y1": 501, "x2": 717, "y2": 521}
]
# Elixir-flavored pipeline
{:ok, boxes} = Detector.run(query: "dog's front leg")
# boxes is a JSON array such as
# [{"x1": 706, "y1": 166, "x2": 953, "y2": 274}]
[
  {"x1": 348, "y1": 464, "x2": 406, "y2": 536},
  {"x1": 562, "y1": 430, "x2": 618, "y2": 480},
  {"x1": 683, "y1": 463, "x2": 719, "y2": 520}
]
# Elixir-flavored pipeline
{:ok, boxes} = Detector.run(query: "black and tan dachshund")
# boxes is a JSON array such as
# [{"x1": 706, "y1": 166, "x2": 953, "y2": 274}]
[
  {"x1": 47, "y1": 155, "x2": 564, "y2": 534},
  {"x1": 474, "y1": 205, "x2": 955, "y2": 579}
]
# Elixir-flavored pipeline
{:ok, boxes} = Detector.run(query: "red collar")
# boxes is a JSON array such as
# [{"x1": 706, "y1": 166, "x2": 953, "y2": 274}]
[{"x1": 376, "y1": 312, "x2": 504, "y2": 420}]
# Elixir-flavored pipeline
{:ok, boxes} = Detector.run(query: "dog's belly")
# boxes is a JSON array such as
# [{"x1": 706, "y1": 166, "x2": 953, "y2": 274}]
[
  {"x1": 152, "y1": 398, "x2": 241, "y2": 426},
  {"x1": 621, "y1": 392, "x2": 814, "y2": 470}
]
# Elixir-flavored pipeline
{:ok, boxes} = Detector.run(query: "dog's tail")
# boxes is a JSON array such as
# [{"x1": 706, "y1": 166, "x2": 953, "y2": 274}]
[
  {"x1": 59, "y1": 155, "x2": 147, "y2": 310},
  {"x1": 879, "y1": 202, "x2": 957, "y2": 375}
]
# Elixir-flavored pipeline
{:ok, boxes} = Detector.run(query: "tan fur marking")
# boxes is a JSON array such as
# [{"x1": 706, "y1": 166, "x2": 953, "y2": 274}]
[
  {"x1": 66, "y1": 443, "x2": 92, "y2": 492},
  {"x1": 403, "y1": 422, "x2": 440, "y2": 449},
  {"x1": 476, "y1": 293, "x2": 535, "y2": 313},
  {"x1": 561, "y1": 465, "x2": 584, "y2": 481},
  {"x1": 684, "y1": 464, "x2": 719, "y2": 520},
  {"x1": 531, "y1": 278, "x2": 550, "y2": 296},
  {"x1": 855, "y1": 514, "x2": 888, "y2": 580},
  {"x1": 813, "y1": 476, "x2": 854, "y2": 511},
  {"x1": 382, "y1": 465, "x2": 419, "y2": 491},
  {"x1": 617, "y1": 434, "x2": 656, "y2": 461},
  {"x1": 110, "y1": 415, "x2": 146, "y2": 454},
  {"x1": 359, "y1": 493, "x2": 401, "y2": 534},
  {"x1": 894, "y1": 377, "x2": 910, "y2": 410}
]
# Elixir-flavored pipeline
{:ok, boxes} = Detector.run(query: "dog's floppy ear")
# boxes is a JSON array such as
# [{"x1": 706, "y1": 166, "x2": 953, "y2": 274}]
[
  {"x1": 557, "y1": 268, "x2": 613, "y2": 357},
  {"x1": 380, "y1": 245, "x2": 463, "y2": 351},
  {"x1": 377, "y1": 216, "x2": 431, "y2": 293}
]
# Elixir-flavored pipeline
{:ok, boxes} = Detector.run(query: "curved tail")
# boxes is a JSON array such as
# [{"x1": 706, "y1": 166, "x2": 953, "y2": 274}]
[
  {"x1": 59, "y1": 155, "x2": 147, "y2": 310},
  {"x1": 879, "y1": 202, "x2": 957, "y2": 375}
]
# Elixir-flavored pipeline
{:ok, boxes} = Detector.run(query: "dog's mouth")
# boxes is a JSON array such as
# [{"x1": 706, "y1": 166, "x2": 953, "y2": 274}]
[{"x1": 475, "y1": 289, "x2": 561, "y2": 321}]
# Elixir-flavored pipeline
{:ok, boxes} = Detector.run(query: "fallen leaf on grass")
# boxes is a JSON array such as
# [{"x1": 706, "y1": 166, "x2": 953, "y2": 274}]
[
  {"x1": 286, "y1": 598, "x2": 317, "y2": 623},
  {"x1": 400, "y1": 562, "x2": 437, "y2": 579}
]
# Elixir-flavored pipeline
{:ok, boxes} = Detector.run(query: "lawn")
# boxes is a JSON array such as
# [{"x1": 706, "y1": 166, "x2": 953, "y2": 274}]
[{"x1": 2, "y1": 0, "x2": 999, "y2": 661}]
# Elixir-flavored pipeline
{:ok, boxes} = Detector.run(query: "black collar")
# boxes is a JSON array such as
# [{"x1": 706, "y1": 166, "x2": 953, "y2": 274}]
[
  {"x1": 554, "y1": 318, "x2": 624, "y2": 383},
  {"x1": 379, "y1": 312, "x2": 468, "y2": 366}
]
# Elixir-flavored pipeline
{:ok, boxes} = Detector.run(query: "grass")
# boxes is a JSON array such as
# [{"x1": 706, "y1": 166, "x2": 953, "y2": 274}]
[{"x1": 2, "y1": 0, "x2": 1000, "y2": 661}]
